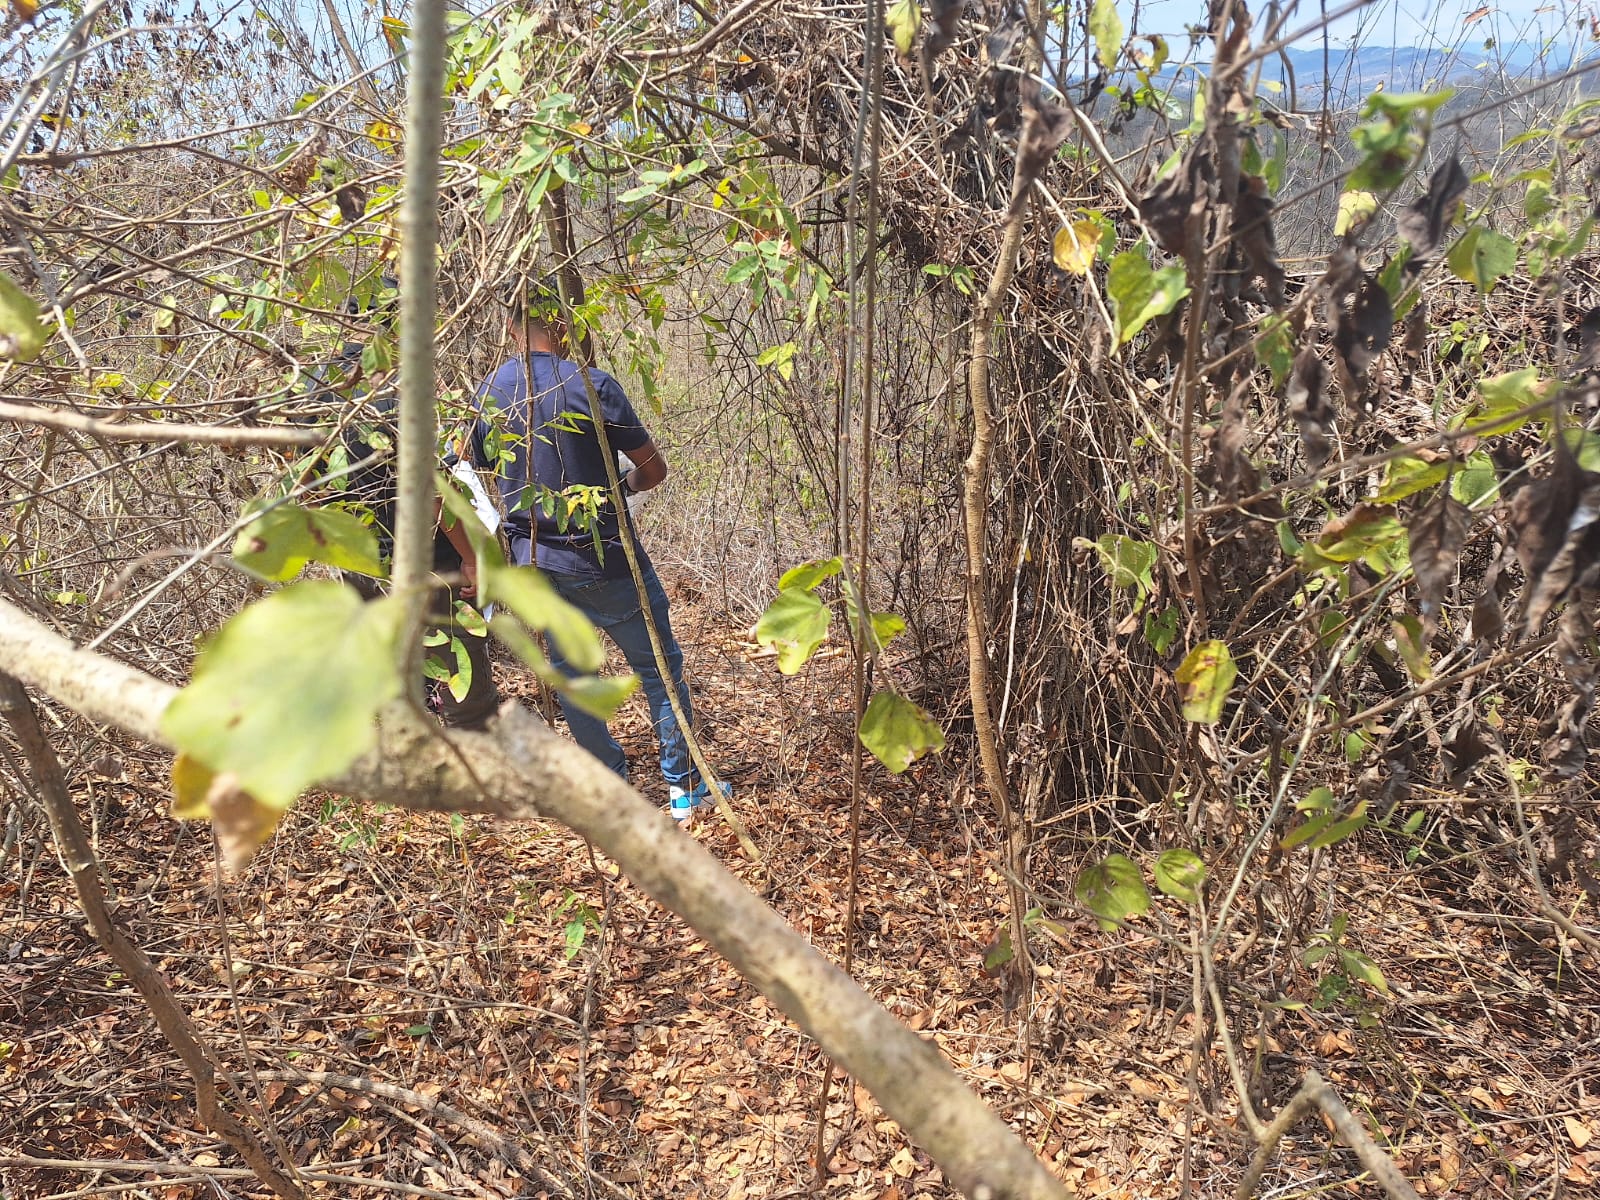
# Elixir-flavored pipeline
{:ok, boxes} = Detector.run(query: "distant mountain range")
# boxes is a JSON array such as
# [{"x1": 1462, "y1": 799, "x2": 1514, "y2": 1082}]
[{"x1": 1256, "y1": 40, "x2": 1600, "y2": 99}]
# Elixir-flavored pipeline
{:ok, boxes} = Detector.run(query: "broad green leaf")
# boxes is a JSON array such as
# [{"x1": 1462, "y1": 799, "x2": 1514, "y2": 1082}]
[
  {"x1": 1174, "y1": 640, "x2": 1237, "y2": 724},
  {"x1": 1335, "y1": 190, "x2": 1378, "y2": 236},
  {"x1": 1466, "y1": 367, "x2": 1549, "y2": 436},
  {"x1": 859, "y1": 689, "x2": 945, "y2": 773},
  {"x1": 1338, "y1": 947, "x2": 1389, "y2": 993},
  {"x1": 1282, "y1": 809, "x2": 1337, "y2": 850},
  {"x1": 162, "y1": 582, "x2": 406, "y2": 811},
  {"x1": 559, "y1": 672, "x2": 638, "y2": 720},
  {"x1": 755, "y1": 586, "x2": 831, "y2": 674},
  {"x1": 886, "y1": 0, "x2": 920, "y2": 56},
  {"x1": 778, "y1": 557, "x2": 843, "y2": 592},
  {"x1": 1153, "y1": 848, "x2": 1206, "y2": 904},
  {"x1": 1300, "y1": 503, "x2": 1409, "y2": 574},
  {"x1": 484, "y1": 565, "x2": 605, "y2": 673},
  {"x1": 1309, "y1": 805, "x2": 1370, "y2": 849},
  {"x1": 1362, "y1": 88, "x2": 1454, "y2": 117},
  {"x1": 1392, "y1": 616, "x2": 1430, "y2": 681},
  {"x1": 1297, "y1": 785, "x2": 1337, "y2": 812},
  {"x1": 1076, "y1": 853, "x2": 1150, "y2": 931},
  {"x1": 1376, "y1": 454, "x2": 1449, "y2": 502},
  {"x1": 870, "y1": 610, "x2": 907, "y2": 651},
  {"x1": 233, "y1": 502, "x2": 384, "y2": 581},
  {"x1": 361, "y1": 334, "x2": 395, "y2": 374},
  {"x1": 1143, "y1": 605, "x2": 1178, "y2": 655},
  {"x1": 1447, "y1": 227, "x2": 1517, "y2": 294},
  {"x1": 1108, "y1": 251, "x2": 1190, "y2": 347},
  {"x1": 1088, "y1": 0, "x2": 1123, "y2": 70},
  {"x1": 1084, "y1": 534, "x2": 1158, "y2": 597},
  {"x1": 0, "y1": 269, "x2": 45, "y2": 362}
]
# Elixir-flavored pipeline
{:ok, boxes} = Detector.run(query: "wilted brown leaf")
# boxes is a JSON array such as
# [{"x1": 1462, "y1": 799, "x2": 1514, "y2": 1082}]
[
  {"x1": 1287, "y1": 347, "x2": 1333, "y2": 467},
  {"x1": 1408, "y1": 490, "x2": 1469, "y2": 635},
  {"x1": 1396, "y1": 154, "x2": 1469, "y2": 278}
]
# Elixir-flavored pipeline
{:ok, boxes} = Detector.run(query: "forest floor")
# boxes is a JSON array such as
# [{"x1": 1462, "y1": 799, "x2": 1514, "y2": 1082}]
[{"x1": 3, "y1": 590, "x2": 1598, "y2": 1200}]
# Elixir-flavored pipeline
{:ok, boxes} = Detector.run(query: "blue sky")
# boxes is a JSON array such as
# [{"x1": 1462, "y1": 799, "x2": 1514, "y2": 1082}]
[{"x1": 1124, "y1": 0, "x2": 1595, "y2": 48}]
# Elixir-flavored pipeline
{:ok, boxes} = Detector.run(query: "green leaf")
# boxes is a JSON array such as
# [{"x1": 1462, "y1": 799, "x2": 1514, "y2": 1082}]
[
  {"x1": 1282, "y1": 810, "x2": 1337, "y2": 850},
  {"x1": 0, "y1": 269, "x2": 46, "y2": 362},
  {"x1": 1392, "y1": 616, "x2": 1430, "y2": 681},
  {"x1": 1338, "y1": 947, "x2": 1389, "y2": 993},
  {"x1": 859, "y1": 690, "x2": 945, "y2": 773},
  {"x1": 778, "y1": 557, "x2": 843, "y2": 592},
  {"x1": 1088, "y1": 0, "x2": 1124, "y2": 70},
  {"x1": 1084, "y1": 534, "x2": 1158, "y2": 597},
  {"x1": 1108, "y1": 251, "x2": 1190, "y2": 347},
  {"x1": 1076, "y1": 853, "x2": 1150, "y2": 931},
  {"x1": 1466, "y1": 367, "x2": 1549, "y2": 435},
  {"x1": 1376, "y1": 454, "x2": 1449, "y2": 503},
  {"x1": 1447, "y1": 227, "x2": 1518, "y2": 294},
  {"x1": 233, "y1": 502, "x2": 384, "y2": 581},
  {"x1": 361, "y1": 334, "x2": 395, "y2": 374},
  {"x1": 1256, "y1": 314, "x2": 1294, "y2": 388},
  {"x1": 885, "y1": 0, "x2": 920, "y2": 56},
  {"x1": 1143, "y1": 605, "x2": 1178, "y2": 655},
  {"x1": 1174, "y1": 640, "x2": 1237, "y2": 725},
  {"x1": 486, "y1": 615, "x2": 637, "y2": 720},
  {"x1": 1362, "y1": 88, "x2": 1454, "y2": 117},
  {"x1": 484, "y1": 565, "x2": 605, "y2": 673},
  {"x1": 1152, "y1": 848, "x2": 1206, "y2": 904},
  {"x1": 755, "y1": 586, "x2": 831, "y2": 674},
  {"x1": 162, "y1": 582, "x2": 405, "y2": 811},
  {"x1": 870, "y1": 610, "x2": 907, "y2": 651}
]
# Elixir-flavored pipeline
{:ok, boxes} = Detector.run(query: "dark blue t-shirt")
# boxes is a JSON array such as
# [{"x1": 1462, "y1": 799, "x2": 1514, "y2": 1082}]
[{"x1": 469, "y1": 351, "x2": 650, "y2": 579}]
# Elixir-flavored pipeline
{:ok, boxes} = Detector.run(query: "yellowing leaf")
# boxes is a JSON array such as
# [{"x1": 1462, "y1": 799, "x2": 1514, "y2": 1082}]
[
  {"x1": 11, "y1": 0, "x2": 39, "y2": 21},
  {"x1": 885, "y1": 0, "x2": 920, "y2": 57},
  {"x1": 1088, "y1": 0, "x2": 1123, "y2": 70},
  {"x1": 1175, "y1": 640, "x2": 1237, "y2": 724},
  {"x1": 1052, "y1": 221, "x2": 1103, "y2": 275},
  {"x1": 755, "y1": 586, "x2": 831, "y2": 674},
  {"x1": 233, "y1": 502, "x2": 384, "y2": 582},
  {"x1": 1335, "y1": 189, "x2": 1378, "y2": 235},
  {"x1": 161, "y1": 582, "x2": 405, "y2": 811},
  {"x1": 859, "y1": 690, "x2": 944, "y2": 773},
  {"x1": 170, "y1": 753, "x2": 285, "y2": 871},
  {"x1": 0, "y1": 269, "x2": 46, "y2": 362}
]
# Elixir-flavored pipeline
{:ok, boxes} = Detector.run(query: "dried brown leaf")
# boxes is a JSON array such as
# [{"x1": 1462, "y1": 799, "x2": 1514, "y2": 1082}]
[
  {"x1": 1010, "y1": 78, "x2": 1072, "y2": 213},
  {"x1": 1233, "y1": 174, "x2": 1284, "y2": 307},
  {"x1": 1513, "y1": 439, "x2": 1600, "y2": 631},
  {"x1": 1332, "y1": 273, "x2": 1393, "y2": 392},
  {"x1": 1408, "y1": 490, "x2": 1469, "y2": 635},
  {"x1": 1396, "y1": 154, "x2": 1469, "y2": 277},
  {"x1": 1443, "y1": 713, "x2": 1492, "y2": 786},
  {"x1": 1286, "y1": 346, "x2": 1333, "y2": 467},
  {"x1": 1469, "y1": 548, "x2": 1507, "y2": 645}
]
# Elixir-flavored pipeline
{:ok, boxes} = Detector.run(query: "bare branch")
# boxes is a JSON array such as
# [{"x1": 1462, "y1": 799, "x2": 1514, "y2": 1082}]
[{"x1": 0, "y1": 398, "x2": 326, "y2": 447}]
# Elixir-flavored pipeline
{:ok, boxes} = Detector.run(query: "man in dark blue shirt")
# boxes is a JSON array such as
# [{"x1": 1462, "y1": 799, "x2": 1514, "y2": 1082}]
[{"x1": 468, "y1": 280, "x2": 726, "y2": 820}]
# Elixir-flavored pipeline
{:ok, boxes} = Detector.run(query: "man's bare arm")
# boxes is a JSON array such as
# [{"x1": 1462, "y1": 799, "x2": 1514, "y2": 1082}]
[{"x1": 624, "y1": 437, "x2": 668, "y2": 492}]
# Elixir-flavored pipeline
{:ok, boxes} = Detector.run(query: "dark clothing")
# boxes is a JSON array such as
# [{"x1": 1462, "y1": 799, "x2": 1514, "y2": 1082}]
[
  {"x1": 328, "y1": 352, "x2": 499, "y2": 731},
  {"x1": 468, "y1": 351, "x2": 649, "y2": 580},
  {"x1": 341, "y1": 390, "x2": 460, "y2": 574}
]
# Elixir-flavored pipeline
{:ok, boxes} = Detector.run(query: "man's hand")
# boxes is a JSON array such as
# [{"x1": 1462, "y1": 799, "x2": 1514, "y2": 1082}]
[{"x1": 458, "y1": 552, "x2": 479, "y2": 600}]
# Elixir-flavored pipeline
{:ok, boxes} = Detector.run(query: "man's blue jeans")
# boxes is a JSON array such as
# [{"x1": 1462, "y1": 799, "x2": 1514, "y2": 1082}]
[{"x1": 542, "y1": 560, "x2": 696, "y2": 790}]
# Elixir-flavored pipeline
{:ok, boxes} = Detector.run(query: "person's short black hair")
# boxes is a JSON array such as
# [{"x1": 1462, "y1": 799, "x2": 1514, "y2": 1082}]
[{"x1": 502, "y1": 275, "x2": 570, "y2": 324}]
